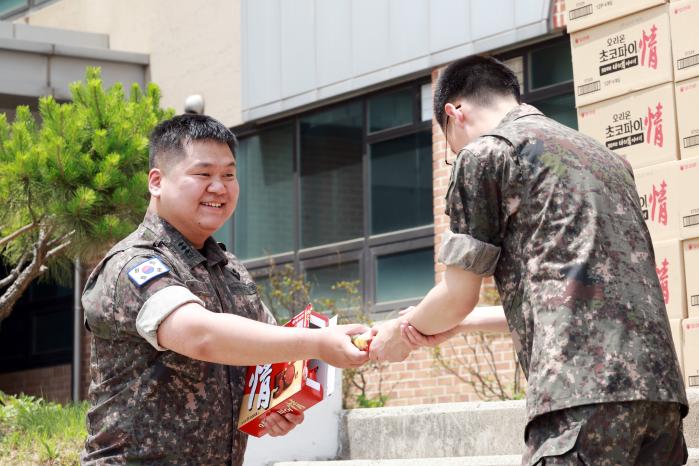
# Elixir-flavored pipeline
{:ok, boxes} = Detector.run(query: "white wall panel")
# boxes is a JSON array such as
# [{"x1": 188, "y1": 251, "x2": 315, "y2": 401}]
[
  {"x1": 515, "y1": 0, "x2": 549, "y2": 27},
  {"x1": 351, "y1": 0, "x2": 389, "y2": 76},
  {"x1": 429, "y1": 0, "x2": 471, "y2": 53},
  {"x1": 242, "y1": 0, "x2": 552, "y2": 122},
  {"x1": 389, "y1": 0, "x2": 429, "y2": 65},
  {"x1": 244, "y1": 0, "x2": 281, "y2": 108},
  {"x1": 316, "y1": 0, "x2": 352, "y2": 87},
  {"x1": 281, "y1": 0, "x2": 316, "y2": 97},
  {"x1": 471, "y1": 0, "x2": 515, "y2": 41}
]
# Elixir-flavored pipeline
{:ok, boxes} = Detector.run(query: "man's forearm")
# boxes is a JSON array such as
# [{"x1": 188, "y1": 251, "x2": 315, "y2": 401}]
[
  {"x1": 407, "y1": 266, "x2": 482, "y2": 335},
  {"x1": 159, "y1": 303, "x2": 324, "y2": 366},
  {"x1": 456, "y1": 306, "x2": 508, "y2": 334}
]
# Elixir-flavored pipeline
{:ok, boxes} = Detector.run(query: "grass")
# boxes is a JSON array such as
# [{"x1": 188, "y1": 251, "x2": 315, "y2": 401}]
[{"x1": 0, "y1": 391, "x2": 87, "y2": 466}]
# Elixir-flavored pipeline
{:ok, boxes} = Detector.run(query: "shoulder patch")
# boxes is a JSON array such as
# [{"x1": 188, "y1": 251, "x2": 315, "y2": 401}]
[{"x1": 127, "y1": 257, "x2": 170, "y2": 287}]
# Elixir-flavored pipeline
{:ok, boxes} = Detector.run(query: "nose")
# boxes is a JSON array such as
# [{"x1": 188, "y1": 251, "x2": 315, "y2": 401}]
[{"x1": 207, "y1": 180, "x2": 226, "y2": 194}]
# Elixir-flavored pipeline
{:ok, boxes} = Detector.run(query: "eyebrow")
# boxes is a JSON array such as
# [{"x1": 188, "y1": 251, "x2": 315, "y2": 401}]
[{"x1": 190, "y1": 161, "x2": 236, "y2": 169}]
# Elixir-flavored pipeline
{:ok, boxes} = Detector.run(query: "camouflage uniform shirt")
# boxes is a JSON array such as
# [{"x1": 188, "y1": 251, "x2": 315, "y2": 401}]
[
  {"x1": 439, "y1": 104, "x2": 688, "y2": 422},
  {"x1": 81, "y1": 212, "x2": 275, "y2": 465}
]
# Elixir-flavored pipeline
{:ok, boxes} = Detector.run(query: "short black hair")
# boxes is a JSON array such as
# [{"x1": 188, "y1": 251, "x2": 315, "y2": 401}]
[
  {"x1": 148, "y1": 114, "x2": 238, "y2": 171},
  {"x1": 433, "y1": 55, "x2": 521, "y2": 130}
]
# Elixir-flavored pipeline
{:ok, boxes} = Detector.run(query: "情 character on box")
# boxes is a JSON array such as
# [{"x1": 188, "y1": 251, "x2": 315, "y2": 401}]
[
  {"x1": 370, "y1": 56, "x2": 688, "y2": 465},
  {"x1": 81, "y1": 115, "x2": 370, "y2": 465}
]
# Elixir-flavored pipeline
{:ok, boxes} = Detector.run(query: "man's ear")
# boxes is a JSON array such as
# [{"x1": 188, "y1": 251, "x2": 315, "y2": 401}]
[
  {"x1": 444, "y1": 102, "x2": 465, "y2": 124},
  {"x1": 148, "y1": 168, "x2": 163, "y2": 198}
]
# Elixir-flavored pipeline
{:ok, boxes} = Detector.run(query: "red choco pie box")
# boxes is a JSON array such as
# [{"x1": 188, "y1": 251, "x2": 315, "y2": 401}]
[{"x1": 238, "y1": 305, "x2": 336, "y2": 437}]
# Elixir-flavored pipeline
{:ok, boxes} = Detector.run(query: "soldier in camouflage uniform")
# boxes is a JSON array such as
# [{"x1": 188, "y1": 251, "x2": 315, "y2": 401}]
[
  {"x1": 371, "y1": 56, "x2": 688, "y2": 465},
  {"x1": 81, "y1": 114, "x2": 369, "y2": 465}
]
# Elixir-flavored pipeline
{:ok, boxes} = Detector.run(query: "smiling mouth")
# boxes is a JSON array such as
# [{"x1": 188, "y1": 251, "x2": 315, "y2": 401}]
[{"x1": 201, "y1": 202, "x2": 224, "y2": 208}]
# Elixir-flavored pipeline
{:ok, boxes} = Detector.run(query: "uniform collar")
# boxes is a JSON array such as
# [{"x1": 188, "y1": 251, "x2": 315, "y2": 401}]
[
  {"x1": 141, "y1": 211, "x2": 228, "y2": 268},
  {"x1": 496, "y1": 103, "x2": 543, "y2": 127}
]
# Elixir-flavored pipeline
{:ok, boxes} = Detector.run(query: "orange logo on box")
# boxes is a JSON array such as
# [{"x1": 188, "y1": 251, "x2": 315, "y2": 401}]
[
  {"x1": 680, "y1": 162, "x2": 698, "y2": 171},
  {"x1": 575, "y1": 34, "x2": 590, "y2": 44},
  {"x1": 685, "y1": 322, "x2": 699, "y2": 330},
  {"x1": 675, "y1": 5, "x2": 692, "y2": 14}
]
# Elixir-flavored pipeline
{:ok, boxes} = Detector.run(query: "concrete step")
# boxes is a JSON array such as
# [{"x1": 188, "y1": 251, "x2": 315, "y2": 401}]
[
  {"x1": 339, "y1": 400, "x2": 526, "y2": 459},
  {"x1": 275, "y1": 450, "x2": 699, "y2": 466},
  {"x1": 335, "y1": 389, "x2": 699, "y2": 461},
  {"x1": 274, "y1": 456, "x2": 521, "y2": 466}
]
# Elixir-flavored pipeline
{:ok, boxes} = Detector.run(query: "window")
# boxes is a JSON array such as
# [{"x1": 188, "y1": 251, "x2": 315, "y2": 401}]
[
  {"x1": 0, "y1": 0, "x2": 27, "y2": 17},
  {"x1": 370, "y1": 132, "x2": 432, "y2": 234},
  {"x1": 300, "y1": 103, "x2": 363, "y2": 248},
  {"x1": 375, "y1": 247, "x2": 434, "y2": 304},
  {"x1": 227, "y1": 123, "x2": 295, "y2": 259},
  {"x1": 0, "y1": 275, "x2": 73, "y2": 374},
  {"x1": 228, "y1": 80, "x2": 433, "y2": 316},
  {"x1": 0, "y1": 0, "x2": 50, "y2": 19},
  {"x1": 499, "y1": 36, "x2": 576, "y2": 130}
]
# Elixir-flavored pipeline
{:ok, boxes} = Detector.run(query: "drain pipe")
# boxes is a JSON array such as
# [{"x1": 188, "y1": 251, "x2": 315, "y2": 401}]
[{"x1": 72, "y1": 259, "x2": 83, "y2": 402}]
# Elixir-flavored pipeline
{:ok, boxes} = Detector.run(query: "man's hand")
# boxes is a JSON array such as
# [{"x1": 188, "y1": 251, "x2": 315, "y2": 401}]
[
  {"x1": 263, "y1": 411, "x2": 304, "y2": 437},
  {"x1": 400, "y1": 322, "x2": 458, "y2": 348},
  {"x1": 368, "y1": 319, "x2": 412, "y2": 362},
  {"x1": 317, "y1": 324, "x2": 370, "y2": 368},
  {"x1": 398, "y1": 307, "x2": 458, "y2": 348}
]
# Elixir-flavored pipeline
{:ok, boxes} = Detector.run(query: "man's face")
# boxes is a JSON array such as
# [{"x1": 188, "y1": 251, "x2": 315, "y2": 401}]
[{"x1": 149, "y1": 140, "x2": 239, "y2": 248}]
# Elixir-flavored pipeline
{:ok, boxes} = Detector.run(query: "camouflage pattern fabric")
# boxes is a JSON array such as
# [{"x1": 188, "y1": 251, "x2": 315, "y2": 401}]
[
  {"x1": 522, "y1": 401, "x2": 687, "y2": 465},
  {"x1": 81, "y1": 212, "x2": 275, "y2": 465},
  {"x1": 441, "y1": 104, "x2": 688, "y2": 424}
]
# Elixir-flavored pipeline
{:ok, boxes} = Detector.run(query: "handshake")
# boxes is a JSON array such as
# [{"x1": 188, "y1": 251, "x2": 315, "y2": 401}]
[{"x1": 322, "y1": 307, "x2": 458, "y2": 368}]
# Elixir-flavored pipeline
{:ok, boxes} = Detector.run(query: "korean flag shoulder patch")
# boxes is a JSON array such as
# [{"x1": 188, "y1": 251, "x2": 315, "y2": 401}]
[{"x1": 127, "y1": 257, "x2": 170, "y2": 287}]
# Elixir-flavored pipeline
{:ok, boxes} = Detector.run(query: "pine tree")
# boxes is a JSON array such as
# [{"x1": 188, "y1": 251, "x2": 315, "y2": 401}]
[{"x1": 0, "y1": 67, "x2": 174, "y2": 322}]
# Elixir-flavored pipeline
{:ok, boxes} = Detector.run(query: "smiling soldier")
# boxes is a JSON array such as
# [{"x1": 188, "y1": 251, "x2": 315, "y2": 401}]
[{"x1": 80, "y1": 114, "x2": 369, "y2": 465}]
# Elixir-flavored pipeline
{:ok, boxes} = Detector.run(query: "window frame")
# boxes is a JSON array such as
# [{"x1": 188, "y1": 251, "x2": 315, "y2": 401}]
[
  {"x1": 0, "y1": 0, "x2": 53, "y2": 19},
  {"x1": 230, "y1": 78, "x2": 434, "y2": 317}
]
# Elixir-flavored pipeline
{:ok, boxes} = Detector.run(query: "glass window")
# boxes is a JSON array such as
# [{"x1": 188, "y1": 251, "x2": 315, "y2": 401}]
[
  {"x1": 32, "y1": 309, "x2": 72, "y2": 354},
  {"x1": 376, "y1": 248, "x2": 434, "y2": 303},
  {"x1": 368, "y1": 88, "x2": 414, "y2": 132},
  {"x1": 534, "y1": 93, "x2": 578, "y2": 130},
  {"x1": 234, "y1": 124, "x2": 295, "y2": 259},
  {"x1": 305, "y1": 261, "x2": 360, "y2": 303},
  {"x1": 0, "y1": 0, "x2": 27, "y2": 16},
  {"x1": 0, "y1": 312, "x2": 26, "y2": 363},
  {"x1": 529, "y1": 41, "x2": 573, "y2": 90},
  {"x1": 300, "y1": 103, "x2": 363, "y2": 248},
  {"x1": 370, "y1": 131, "x2": 433, "y2": 234}
]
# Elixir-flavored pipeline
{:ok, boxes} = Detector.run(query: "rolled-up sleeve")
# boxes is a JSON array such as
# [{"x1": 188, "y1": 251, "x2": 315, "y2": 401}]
[
  {"x1": 441, "y1": 138, "x2": 515, "y2": 276},
  {"x1": 136, "y1": 285, "x2": 204, "y2": 351},
  {"x1": 438, "y1": 229, "x2": 501, "y2": 276}
]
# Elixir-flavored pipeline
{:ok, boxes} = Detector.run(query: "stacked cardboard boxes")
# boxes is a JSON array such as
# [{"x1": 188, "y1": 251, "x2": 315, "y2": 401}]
[{"x1": 570, "y1": 0, "x2": 699, "y2": 387}]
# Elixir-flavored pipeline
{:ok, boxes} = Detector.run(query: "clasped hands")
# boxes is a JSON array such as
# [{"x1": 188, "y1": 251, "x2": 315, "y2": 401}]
[{"x1": 364, "y1": 307, "x2": 458, "y2": 363}]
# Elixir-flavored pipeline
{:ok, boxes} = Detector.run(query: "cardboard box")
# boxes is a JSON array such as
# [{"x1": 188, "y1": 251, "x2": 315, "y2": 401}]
[
  {"x1": 654, "y1": 239, "x2": 687, "y2": 319},
  {"x1": 577, "y1": 83, "x2": 679, "y2": 169},
  {"x1": 683, "y1": 238, "x2": 699, "y2": 317},
  {"x1": 571, "y1": 5, "x2": 673, "y2": 107},
  {"x1": 567, "y1": 0, "x2": 666, "y2": 33},
  {"x1": 670, "y1": 0, "x2": 699, "y2": 81},
  {"x1": 634, "y1": 161, "x2": 680, "y2": 241},
  {"x1": 677, "y1": 158, "x2": 699, "y2": 239},
  {"x1": 682, "y1": 317, "x2": 699, "y2": 387},
  {"x1": 675, "y1": 77, "x2": 699, "y2": 160},
  {"x1": 670, "y1": 318, "x2": 684, "y2": 375},
  {"x1": 238, "y1": 305, "x2": 337, "y2": 437}
]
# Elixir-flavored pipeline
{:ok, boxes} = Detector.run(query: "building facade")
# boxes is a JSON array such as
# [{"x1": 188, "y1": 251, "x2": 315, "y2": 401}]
[{"x1": 0, "y1": 0, "x2": 572, "y2": 405}]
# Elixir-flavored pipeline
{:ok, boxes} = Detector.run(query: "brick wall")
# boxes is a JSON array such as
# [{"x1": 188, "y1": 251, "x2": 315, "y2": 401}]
[
  {"x1": 551, "y1": 0, "x2": 568, "y2": 30},
  {"x1": 0, "y1": 364, "x2": 72, "y2": 404}
]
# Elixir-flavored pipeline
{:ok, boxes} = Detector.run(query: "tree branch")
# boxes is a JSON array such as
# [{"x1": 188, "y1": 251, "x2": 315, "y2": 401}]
[{"x1": 0, "y1": 222, "x2": 36, "y2": 248}]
